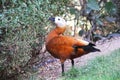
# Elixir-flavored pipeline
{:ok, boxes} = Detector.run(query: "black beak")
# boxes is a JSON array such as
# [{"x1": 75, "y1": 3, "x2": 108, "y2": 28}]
[{"x1": 49, "y1": 17, "x2": 55, "y2": 22}]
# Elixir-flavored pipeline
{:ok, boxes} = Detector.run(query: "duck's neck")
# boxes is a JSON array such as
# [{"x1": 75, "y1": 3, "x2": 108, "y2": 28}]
[
  {"x1": 46, "y1": 27, "x2": 66, "y2": 44},
  {"x1": 54, "y1": 27, "x2": 66, "y2": 35}
]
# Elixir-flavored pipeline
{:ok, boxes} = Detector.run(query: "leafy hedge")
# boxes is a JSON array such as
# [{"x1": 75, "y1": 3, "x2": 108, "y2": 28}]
[{"x1": 0, "y1": 0, "x2": 70, "y2": 79}]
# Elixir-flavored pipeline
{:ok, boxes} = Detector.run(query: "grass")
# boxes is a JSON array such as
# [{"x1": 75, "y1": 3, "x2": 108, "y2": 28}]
[{"x1": 59, "y1": 48, "x2": 120, "y2": 80}]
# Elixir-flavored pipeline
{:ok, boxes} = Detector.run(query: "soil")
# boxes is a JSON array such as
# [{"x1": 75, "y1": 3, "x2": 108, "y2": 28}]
[{"x1": 37, "y1": 37, "x2": 120, "y2": 80}]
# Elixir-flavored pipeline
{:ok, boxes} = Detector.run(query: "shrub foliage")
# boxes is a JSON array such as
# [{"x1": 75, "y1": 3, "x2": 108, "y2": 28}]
[{"x1": 0, "y1": 0, "x2": 70, "y2": 79}]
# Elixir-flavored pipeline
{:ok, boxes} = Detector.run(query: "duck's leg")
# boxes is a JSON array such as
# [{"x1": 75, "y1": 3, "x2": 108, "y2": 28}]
[
  {"x1": 61, "y1": 63, "x2": 64, "y2": 76},
  {"x1": 71, "y1": 59, "x2": 74, "y2": 67},
  {"x1": 60, "y1": 59, "x2": 65, "y2": 76}
]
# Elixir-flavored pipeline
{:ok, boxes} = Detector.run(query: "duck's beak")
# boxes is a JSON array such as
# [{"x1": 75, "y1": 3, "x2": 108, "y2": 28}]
[{"x1": 49, "y1": 17, "x2": 55, "y2": 22}]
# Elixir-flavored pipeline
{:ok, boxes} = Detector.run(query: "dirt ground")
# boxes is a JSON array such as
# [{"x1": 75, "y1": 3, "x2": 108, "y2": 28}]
[{"x1": 37, "y1": 37, "x2": 120, "y2": 80}]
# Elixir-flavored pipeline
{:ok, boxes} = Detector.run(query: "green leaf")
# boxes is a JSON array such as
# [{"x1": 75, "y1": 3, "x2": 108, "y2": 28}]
[
  {"x1": 105, "y1": 16, "x2": 116, "y2": 22},
  {"x1": 79, "y1": 29, "x2": 85, "y2": 36},
  {"x1": 87, "y1": 0, "x2": 99, "y2": 10},
  {"x1": 105, "y1": 2, "x2": 116, "y2": 15},
  {"x1": 70, "y1": 7, "x2": 77, "y2": 14},
  {"x1": 85, "y1": 7, "x2": 92, "y2": 14},
  {"x1": 12, "y1": 0, "x2": 17, "y2": 4},
  {"x1": 96, "y1": 19, "x2": 103, "y2": 26},
  {"x1": 0, "y1": 30, "x2": 2, "y2": 34}
]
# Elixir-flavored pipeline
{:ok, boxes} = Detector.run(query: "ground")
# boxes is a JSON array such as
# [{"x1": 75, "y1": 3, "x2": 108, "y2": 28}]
[{"x1": 37, "y1": 37, "x2": 120, "y2": 80}]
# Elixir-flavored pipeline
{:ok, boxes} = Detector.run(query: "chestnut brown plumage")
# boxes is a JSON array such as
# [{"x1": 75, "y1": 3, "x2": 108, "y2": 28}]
[{"x1": 46, "y1": 17, "x2": 100, "y2": 75}]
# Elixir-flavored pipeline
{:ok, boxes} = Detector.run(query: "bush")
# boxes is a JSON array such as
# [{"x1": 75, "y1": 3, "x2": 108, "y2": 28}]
[{"x1": 0, "y1": 0, "x2": 70, "y2": 79}]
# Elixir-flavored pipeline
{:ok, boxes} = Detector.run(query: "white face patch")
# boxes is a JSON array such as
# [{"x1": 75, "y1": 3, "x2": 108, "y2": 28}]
[{"x1": 55, "y1": 17, "x2": 66, "y2": 28}]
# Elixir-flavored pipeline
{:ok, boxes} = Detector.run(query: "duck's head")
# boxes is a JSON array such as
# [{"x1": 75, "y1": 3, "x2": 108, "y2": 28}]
[{"x1": 49, "y1": 16, "x2": 67, "y2": 28}]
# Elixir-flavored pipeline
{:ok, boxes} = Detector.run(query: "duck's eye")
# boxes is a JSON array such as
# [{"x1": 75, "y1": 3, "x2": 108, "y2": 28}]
[{"x1": 58, "y1": 18, "x2": 60, "y2": 20}]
